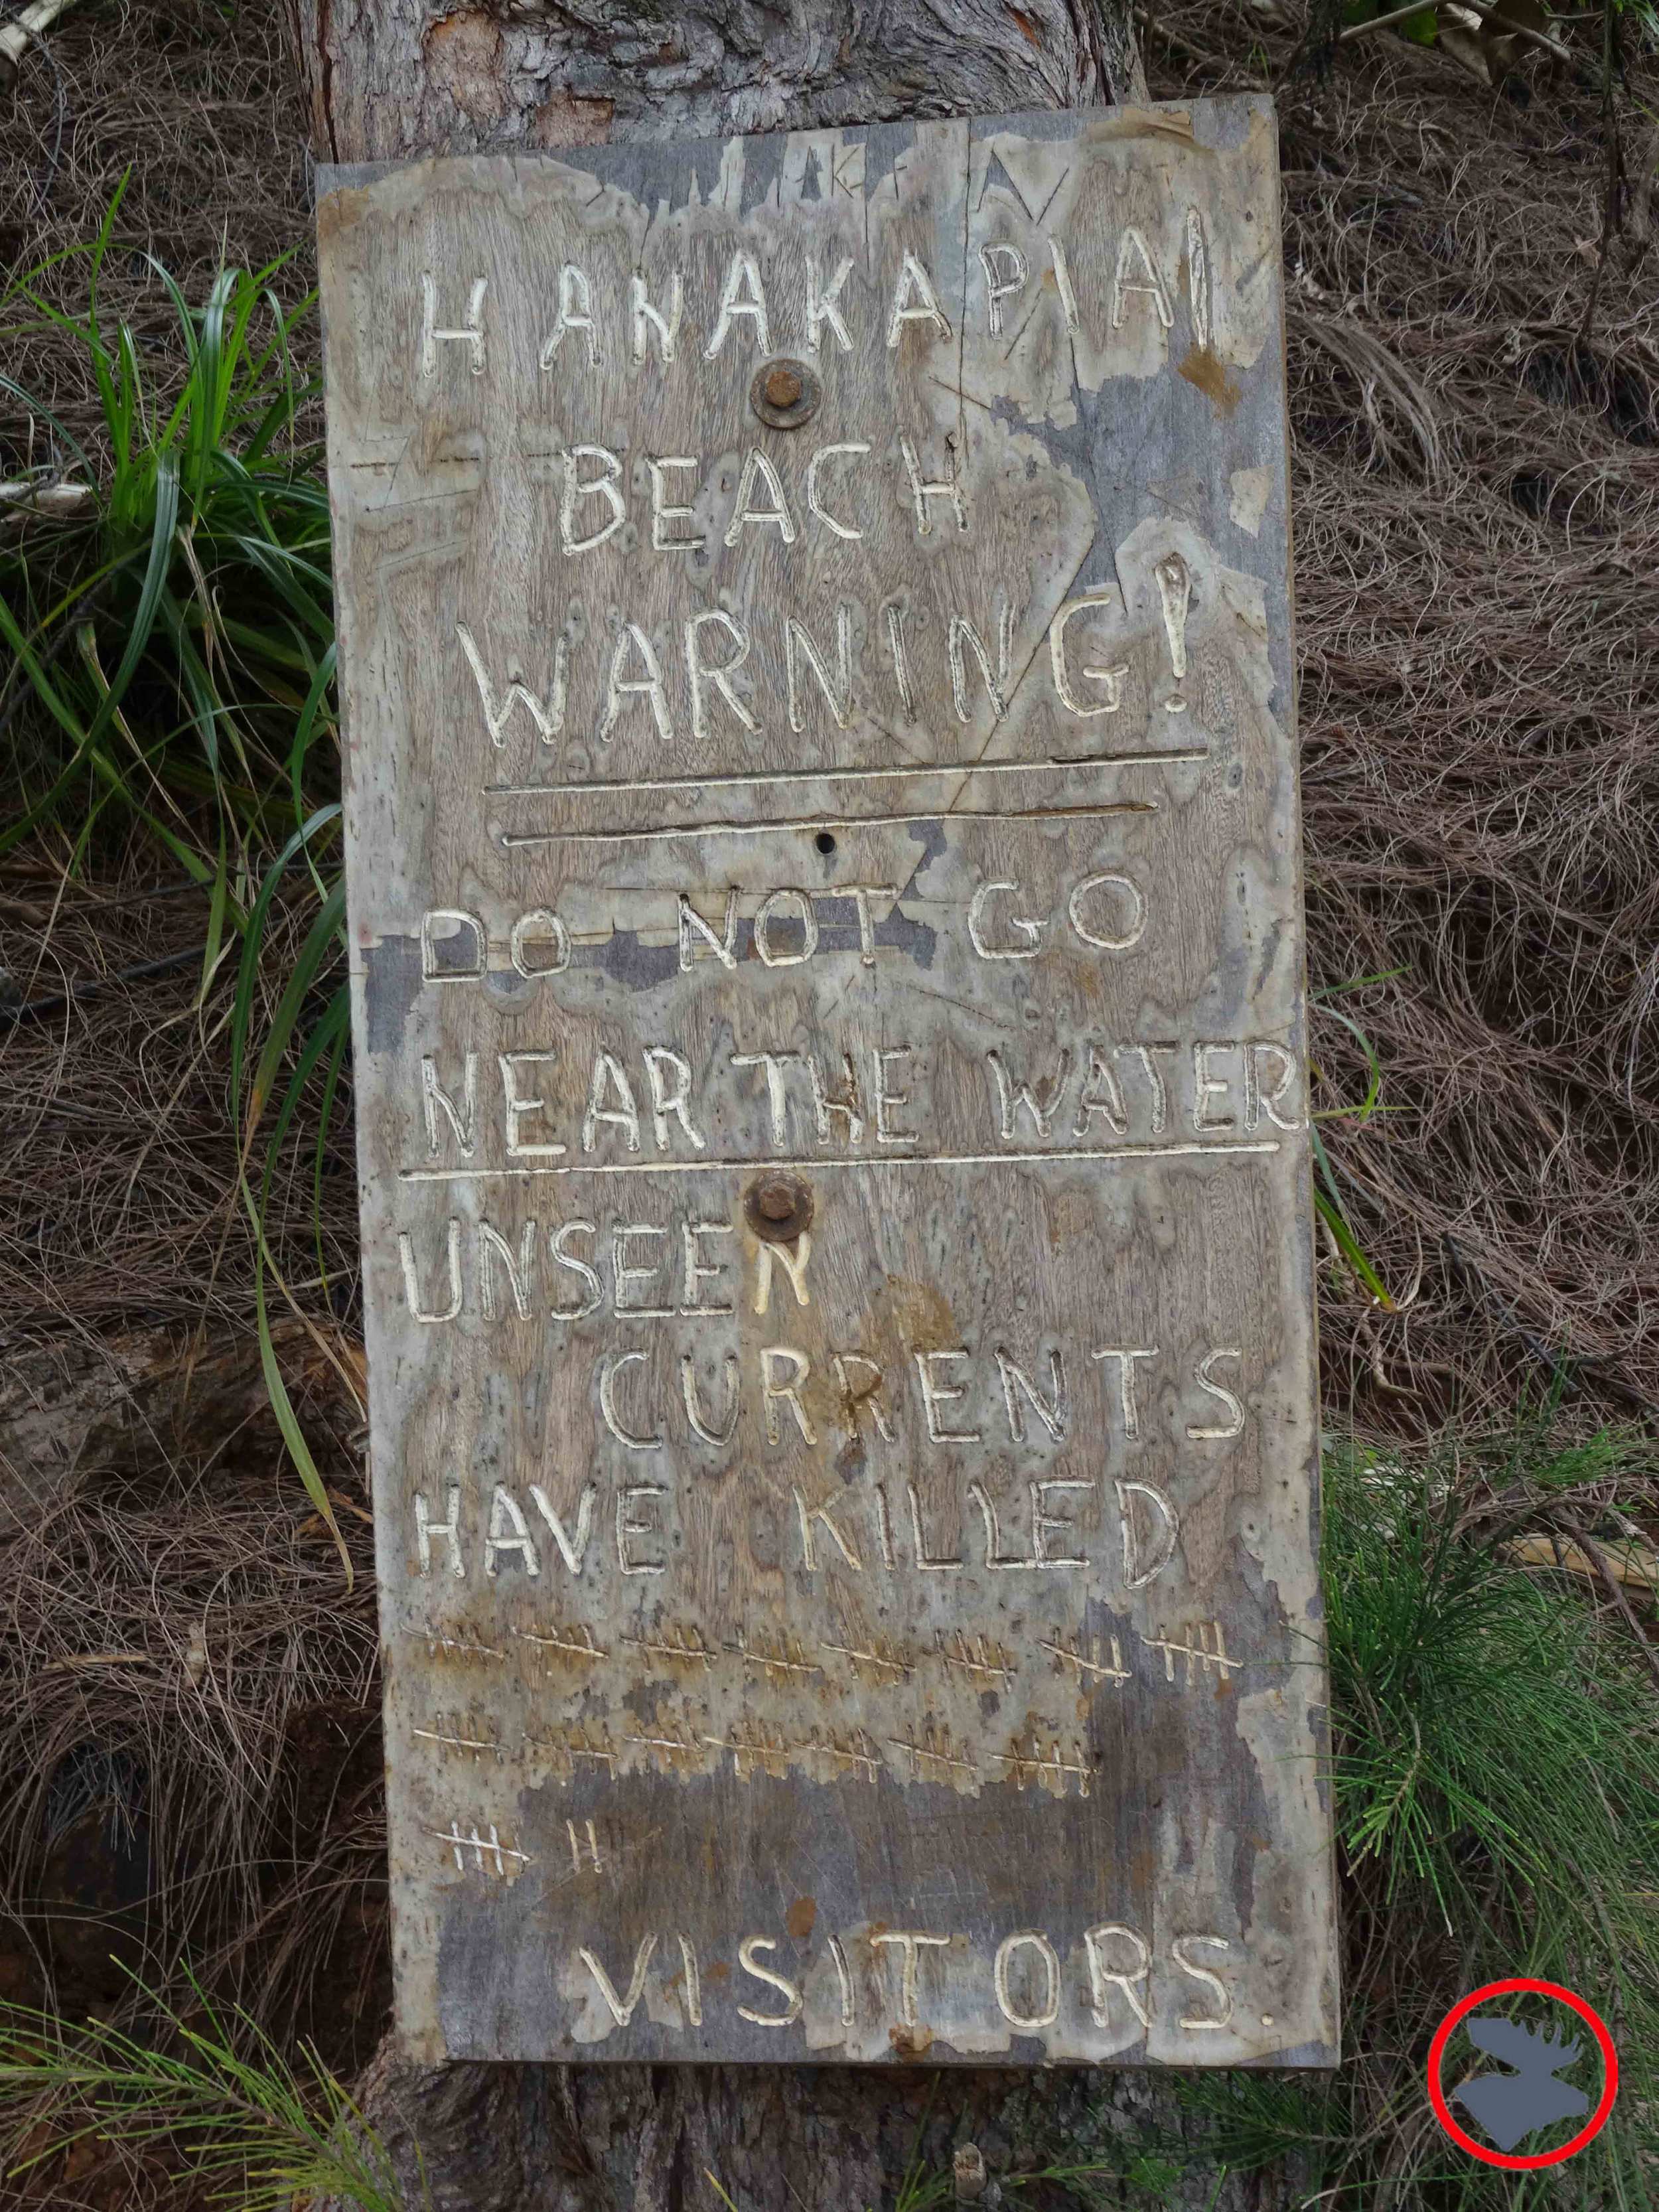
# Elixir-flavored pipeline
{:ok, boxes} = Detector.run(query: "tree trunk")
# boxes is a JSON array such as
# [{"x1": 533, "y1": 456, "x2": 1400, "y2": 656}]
[
  {"x1": 287, "y1": 6, "x2": 1305, "y2": 2207},
  {"x1": 288, "y1": 0, "x2": 1146, "y2": 165}
]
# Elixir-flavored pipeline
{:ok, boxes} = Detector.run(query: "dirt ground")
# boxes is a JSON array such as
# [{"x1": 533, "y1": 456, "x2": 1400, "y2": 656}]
[{"x1": 3, "y1": 0, "x2": 1658, "y2": 2190}]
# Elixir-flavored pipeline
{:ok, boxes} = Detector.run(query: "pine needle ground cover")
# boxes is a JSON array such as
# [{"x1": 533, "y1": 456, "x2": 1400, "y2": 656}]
[{"x1": 3, "y1": 1, "x2": 1659, "y2": 2205}]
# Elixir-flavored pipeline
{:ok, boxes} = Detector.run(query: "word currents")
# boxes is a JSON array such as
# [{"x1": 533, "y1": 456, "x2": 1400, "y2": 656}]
[{"x1": 317, "y1": 95, "x2": 1339, "y2": 2068}]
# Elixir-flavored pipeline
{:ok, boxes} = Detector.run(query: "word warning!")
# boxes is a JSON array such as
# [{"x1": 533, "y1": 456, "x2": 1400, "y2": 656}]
[{"x1": 317, "y1": 95, "x2": 1338, "y2": 2067}]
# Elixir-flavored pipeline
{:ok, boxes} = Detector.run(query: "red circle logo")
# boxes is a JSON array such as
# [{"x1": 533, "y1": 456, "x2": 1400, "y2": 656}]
[{"x1": 1427, "y1": 1978, "x2": 1617, "y2": 2170}]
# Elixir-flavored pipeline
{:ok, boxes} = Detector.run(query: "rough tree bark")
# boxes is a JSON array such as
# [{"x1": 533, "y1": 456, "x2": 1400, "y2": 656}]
[
  {"x1": 285, "y1": 5, "x2": 1301, "y2": 2206},
  {"x1": 289, "y1": 0, "x2": 1147, "y2": 167}
]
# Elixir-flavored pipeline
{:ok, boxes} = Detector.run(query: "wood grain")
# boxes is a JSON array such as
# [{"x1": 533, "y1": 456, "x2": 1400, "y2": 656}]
[{"x1": 317, "y1": 94, "x2": 1337, "y2": 2068}]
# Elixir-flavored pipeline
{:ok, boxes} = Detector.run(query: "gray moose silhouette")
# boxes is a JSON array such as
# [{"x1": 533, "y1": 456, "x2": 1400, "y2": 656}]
[{"x1": 1453, "y1": 2015, "x2": 1591, "y2": 2152}]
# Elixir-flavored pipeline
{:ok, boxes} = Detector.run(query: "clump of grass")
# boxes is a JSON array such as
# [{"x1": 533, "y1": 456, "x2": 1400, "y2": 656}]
[
  {"x1": 1, "y1": 181, "x2": 334, "y2": 908},
  {"x1": 1327, "y1": 1432, "x2": 1659, "y2": 1937},
  {"x1": 2, "y1": 197, "x2": 354, "y2": 1570},
  {"x1": 0, "y1": 1971, "x2": 419, "y2": 2211},
  {"x1": 1184, "y1": 1428, "x2": 1659, "y2": 2206}
]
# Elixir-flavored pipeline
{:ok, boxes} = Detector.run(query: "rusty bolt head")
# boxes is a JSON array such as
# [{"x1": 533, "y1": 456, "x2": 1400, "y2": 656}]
[
  {"x1": 745, "y1": 1172, "x2": 814, "y2": 1242},
  {"x1": 749, "y1": 356, "x2": 820, "y2": 429},
  {"x1": 757, "y1": 1178, "x2": 796, "y2": 1222}
]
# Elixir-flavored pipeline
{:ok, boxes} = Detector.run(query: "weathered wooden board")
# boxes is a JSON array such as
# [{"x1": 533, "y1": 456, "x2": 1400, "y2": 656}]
[{"x1": 317, "y1": 95, "x2": 1338, "y2": 2069}]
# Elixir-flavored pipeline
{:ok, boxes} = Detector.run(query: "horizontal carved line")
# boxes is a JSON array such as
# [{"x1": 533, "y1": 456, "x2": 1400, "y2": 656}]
[
  {"x1": 399, "y1": 1138, "x2": 1281, "y2": 1185},
  {"x1": 484, "y1": 751, "x2": 1206, "y2": 800},
  {"x1": 498, "y1": 801, "x2": 1157, "y2": 848}
]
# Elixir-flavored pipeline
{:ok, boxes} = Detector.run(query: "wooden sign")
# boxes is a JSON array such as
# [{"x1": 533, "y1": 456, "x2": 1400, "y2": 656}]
[{"x1": 317, "y1": 94, "x2": 1338, "y2": 2068}]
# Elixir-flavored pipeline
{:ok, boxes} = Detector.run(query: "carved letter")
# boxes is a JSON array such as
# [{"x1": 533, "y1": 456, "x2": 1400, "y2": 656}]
[
  {"x1": 898, "y1": 436, "x2": 967, "y2": 535},
  {"x1": 1112, "y1": 227, "x2": 1174, "y2": 329},
  {"x1": 1129, "y1": 1041, "x2": 1177, "y2": 1136},
  {"x1": 420, "y1": 909, "x2": 485, "y2": 981},
  {"x1": 540, "y1": 263, "x2": 600, "y2": 367},
  {"x1": 996, "y1": 1348, "x2": 1068, "y2": 1443},
  {"x1": 731, "y1": 1049, "x2": 804, "y2": 1148},
  {"x1": 579, "y1": 1935, "x2": 658, "y2": 2026},
  {"x1": 806, "y1": 443, "x2": 869, "y2": 539},
  {"x1": 422, "y1": 1053, "x2": 477, "y2": 1157},
  {"x1": 1191, "y1": 1041, "x2": 1238, "y2": 1132},
  {"x1": 987, "y1": 1048, "x2": 1072, "y2": 1142},
  {"x1": 886, "y1": 252, "x2": 952, "y2": 345},
  {"x1": 1245, "y1": 1041, "x2": 1303, "y2": 1132},
  {"x1": 993, "y1": 1931, "x2": 1060, "y2": 2030},
  {"x1": 457, "y1": 623, "x2": 567, "y2": 747},
  {"x1": 1084, "y1": 1923, "x2": 1151, "y2": 2031},
  {"x1": 679, "y1": 887, "x2": 740, "y2": 972},
  {"x1": 915, "y1": 1350, "x2": 981, "y2": 1443},
  {"x1": 705, "y1": 250, "x2": 772, "y2": 358},
  {"x1": 1188, "y1": 1349, "x2": 1246, "y2": 1440},
  {"x1": 737, "y1": 1936, "x2": 802, "y2": 2025},
  {"x1": 616, "y1": 1484, "x2": 668, "y2": 1574},
  {"x1": 872, "y1": 1047, "x2": 915, "y2": 1145},
  {"x1": 785, "y1": 605, "x2": 854, "y2": 732},
  {"x1": 484, "y1": 1484, "x2": 540, "y2": 1578},
  {"x1": 681, "y1": 1353, "x2": 740, "y2": 1446},
  {"x1": 549, "y1": 1219, "x2": 602, "y2": 1319},
  {"x1": 599, "y1": 1352, "x2": 662, "y2": 1451},
  {"x1": 680, "y1": 1220, "x2": 733, "y2": 1315},
  {"x1": 1185, "y1": 208, "x2": 1212, "y2": 350},
  {"x1": 1046, "y1": 235, "x2": 1082, "y2": 337},
  {"x1": 500, "y1": 1051, "x2": 567, "y2": 1159},
  {"x1": 833, "y1": 1352, "x2": 895, "y2": 1443},
  {"x1": 760, "y1": 1345, "x2": 817, "y2": 1446},
  {"x1": 1093, "y1": 1346, "x2": 1158, "y2": 1440},
  {"x1": 583, "y1": 1053, "x2": 642, "y2": 1153},
  {"x1": 630, "y1": 270, "x2": 683, "y2": 366},
  {"x1": 753, "y1": 1234, "x2": 811, "y2": 1317},
  {"x1": 871, "y1": 1931, "x2": 951, "y2": 2026},
  {"x1": 805, "y1": 254, "x2": 854, "y2": 351},
  {"x1": 907, "y1": 1483, "x2": 964, "y2": 1571},
  {"x1": 647, "y1": 456, "x2": 703, "y2": 552},
  {"x1": 613, "y1": 1223, "x2": 674, "y2": 1317},
  {"x1": 643, "y1": 1047, "x2": 705, "y2": 1151},
  {"x1": 1118, "y1": 1479, "x2": 1179, "y2": 1589},
  {"x1": 399, "y1": 1220, "x2": 463, "y2": 1323},
  {"x1": 968, "y1": 881, "x2": 1041, "y2": 961},
  {"x1": 413, "y1": 1485, "x2": 465, "y2": 1577},
  {"x1": 1173, "y1": 1936, "x2": 1233, "y2": 2031},
  {"x1": 1069, "y1": 873, "x2": 1145, "y2": 953},
  {"x1": 508, "y1": 911, "x2": 569, "y2": 979},
  {"x1": 948, "y1": 603, "x2": 1012, "y2": 724},
  {"x1": 795, "y1": 1488, "x2": 863, "y2": 1572},
  {"x1": 478, "y1": 1219, "x2": 538, "y2": 1321},
  {"x1": 530, "y1": 1483, "x2": 596, "y2": 1573},
  {"x1": 979, "y1": 241, "x2": 1027, "y2": 336},
  {"x1": 754, "y1": 887, "x2": 818, "y2": 968},
  {"x1": 559, "y1": 445, "x2": 626, "y2": 555},
  {"x1": 599, "y1": 623, "x2": 674, "y2": 745},
  {"x1": 970, "y1": 1479, "x2": 1033, "y2": 1571},
  {"x1": 1073, "y1": 1049, "x2": 1128, "y2": 1140},
  {"x1": 684, "y1": 610, "x2": 758, "y2": 742},
  {"x1": 678, "y1": 1933, "x2": 702, "y2": 2026},
  {"x1": 1048, "y1": 597, "x2": 1127, "y2": 719},
  {"x1": 420, "y1": 273, "x2": 486, "y2": 376},
  {"x1": 724, "y1": 447, "x2": 797, "y2": 547},
  {"x1": 1031, "y1": 1479, "x2": 1092, "y2": 1568}
]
